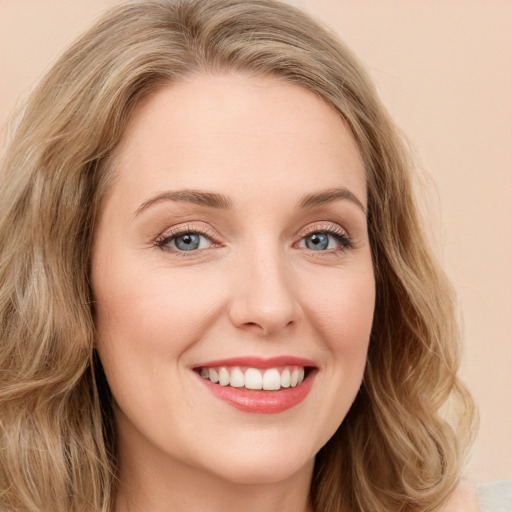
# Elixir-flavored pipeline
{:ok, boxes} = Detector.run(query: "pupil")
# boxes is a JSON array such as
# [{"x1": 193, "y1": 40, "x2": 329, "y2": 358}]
[
  {"x1": 176, "y1": 233, "x2": 200, "y2": 251},
  {"x1": 307, "y1": 233, "x2": 328, "y2": 250}
]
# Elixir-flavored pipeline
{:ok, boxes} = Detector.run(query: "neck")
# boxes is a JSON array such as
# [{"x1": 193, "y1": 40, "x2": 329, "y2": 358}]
[{"x1": 114, "y1": 429, "x2": 315, "y2": 512}]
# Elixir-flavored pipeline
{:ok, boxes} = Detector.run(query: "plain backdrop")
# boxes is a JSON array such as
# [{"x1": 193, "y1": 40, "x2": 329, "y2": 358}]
[{"x1": 1, "y1": 0, "x2": 511, "y2": 484}]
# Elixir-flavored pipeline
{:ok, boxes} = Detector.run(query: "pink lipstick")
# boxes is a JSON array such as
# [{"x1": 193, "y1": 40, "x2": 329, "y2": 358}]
[{"x1": 193, "y1": 356, "x2": 317, "y2": 414}]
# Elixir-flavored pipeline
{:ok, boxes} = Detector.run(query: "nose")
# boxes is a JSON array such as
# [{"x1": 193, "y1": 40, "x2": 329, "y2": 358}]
[{"x1": 228, "y1": 247, "x2": 303, "y2": 337}]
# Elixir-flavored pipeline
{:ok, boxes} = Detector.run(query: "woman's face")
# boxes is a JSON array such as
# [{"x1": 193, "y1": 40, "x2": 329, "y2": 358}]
[{"x1": 91, "y1": 74, "x2": 375, "y2": 486}]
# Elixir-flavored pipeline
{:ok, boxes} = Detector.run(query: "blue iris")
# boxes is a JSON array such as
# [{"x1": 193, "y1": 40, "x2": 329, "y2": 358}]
[
  {"x1": 305, "y1": 233, "x2": 329, "y2": 250},
  {"x1": 174, "y1": 233, "x2": 201, "y2": 251}
]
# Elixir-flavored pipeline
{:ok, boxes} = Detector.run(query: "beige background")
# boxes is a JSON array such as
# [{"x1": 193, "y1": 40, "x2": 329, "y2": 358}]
[{"x1": 1, "y1": 0, "x2": 510, "y2": 484}]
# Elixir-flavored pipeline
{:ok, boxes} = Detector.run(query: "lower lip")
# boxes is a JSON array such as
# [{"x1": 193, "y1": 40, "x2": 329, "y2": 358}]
[{"x1": 195, "y1": 371, "x2": 316, "y2": 414}]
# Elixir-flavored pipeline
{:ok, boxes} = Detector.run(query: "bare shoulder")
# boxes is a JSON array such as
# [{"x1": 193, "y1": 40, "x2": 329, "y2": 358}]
[{"x1": 439, "y1": 481, "x2": 481, "y2": 512}]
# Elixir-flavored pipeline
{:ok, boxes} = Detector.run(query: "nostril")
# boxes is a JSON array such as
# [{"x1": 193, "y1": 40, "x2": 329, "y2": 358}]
[
  {"x1": 241, "y1": 321, "x2": 264, "y2": 330},
  {"x1": 239, "y1": 319, "x2": 296, "y2": 337}
]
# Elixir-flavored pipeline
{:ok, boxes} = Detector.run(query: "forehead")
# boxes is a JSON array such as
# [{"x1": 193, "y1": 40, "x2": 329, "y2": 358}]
[{"x1": 108, "y1": 73, "x2": 366, "y2": 209}]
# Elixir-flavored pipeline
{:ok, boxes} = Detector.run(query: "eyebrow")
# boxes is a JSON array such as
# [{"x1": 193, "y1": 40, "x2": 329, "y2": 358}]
[
  {"x1": 298, "y1": 187, "x2": 366, "y2": 214},
  {"x1": 134, "y1": 189, "x2": 232, "y2": 216},
  {"x1": 134, "y1": 186, "x2": 366, "y2": 217}
]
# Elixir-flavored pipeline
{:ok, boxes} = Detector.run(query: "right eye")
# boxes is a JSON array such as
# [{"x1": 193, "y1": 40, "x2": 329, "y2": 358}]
[{"x1": 156, "y1": 231, "x2": 212, "y2": 252}]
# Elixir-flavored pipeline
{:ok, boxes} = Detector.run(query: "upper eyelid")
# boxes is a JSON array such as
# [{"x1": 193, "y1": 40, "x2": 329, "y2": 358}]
[
  {"x1": 296, "y1": 220, "x2": 349, "y2": 237},
  {"x1": 155, "y1": 223, "x2": 217, "y2": 241}
]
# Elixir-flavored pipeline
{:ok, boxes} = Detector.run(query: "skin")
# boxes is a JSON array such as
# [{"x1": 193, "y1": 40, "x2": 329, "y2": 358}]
[
  {"x1": 442, "y1": 481, "x2": 481, "y2": 512},
  {"x1": 91, "y1": 73, "x2": 376, "y2": 512}
]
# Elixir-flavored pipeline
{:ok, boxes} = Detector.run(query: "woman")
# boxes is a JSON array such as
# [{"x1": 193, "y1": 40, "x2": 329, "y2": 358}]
[{"x1": 0, "y1": 1, "x2": 478, "y2": 511}]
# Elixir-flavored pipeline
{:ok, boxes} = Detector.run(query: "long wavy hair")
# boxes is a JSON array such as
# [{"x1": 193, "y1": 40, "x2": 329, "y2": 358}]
[{"x1": 0, "y1": 1, "x2": 476, "y2": 511}]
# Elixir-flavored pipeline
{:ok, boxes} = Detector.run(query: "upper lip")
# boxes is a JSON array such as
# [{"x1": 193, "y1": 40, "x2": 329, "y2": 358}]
[{"x1": 192, "y1": 356, "x2": 317, "y2": 369}]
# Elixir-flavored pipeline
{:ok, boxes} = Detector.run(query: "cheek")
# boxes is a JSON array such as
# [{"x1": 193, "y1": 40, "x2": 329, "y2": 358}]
[
  {"x1": 291, "y1": 263, "x2": 375, "y2": 444},
  {"x1": 92, "y1": 261, "x2": 227, "y2": 364},
  {"x1": 91, "y1": 264, "x2": 227, "y2": 435},
  {"x1": 301, "y1": 265, "x2": 375, "y2": 355}
]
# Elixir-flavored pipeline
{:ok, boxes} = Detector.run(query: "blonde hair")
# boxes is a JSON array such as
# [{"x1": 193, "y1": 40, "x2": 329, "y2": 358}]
[{"x1": 0, "y1": 1, "x2": 476, "y2": 510}]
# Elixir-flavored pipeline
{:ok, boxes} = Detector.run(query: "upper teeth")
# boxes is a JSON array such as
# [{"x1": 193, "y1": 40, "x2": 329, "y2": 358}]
[{"x1": 199, "y1": 366, "x2": 305, "y2": 390}]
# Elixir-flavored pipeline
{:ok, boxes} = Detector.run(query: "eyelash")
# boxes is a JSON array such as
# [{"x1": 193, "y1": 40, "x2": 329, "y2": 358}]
[
  {"x1": 154, "y1": 224, "x2": 219, "y2": 255},
  {"x1": 297, "y1": 224, "x2": 354, "y2": 253},
  {"x1": 154, "y1": 223, "x2": 353, "y2": 255}
]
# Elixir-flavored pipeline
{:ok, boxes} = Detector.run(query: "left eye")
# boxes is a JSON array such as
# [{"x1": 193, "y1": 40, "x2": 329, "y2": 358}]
[
  {"x1": 299, "y1": 232, "x2": 345, "y2": 251},
  {"x1": 160, "y1": 232, "x2": 211, "y2": 251}
]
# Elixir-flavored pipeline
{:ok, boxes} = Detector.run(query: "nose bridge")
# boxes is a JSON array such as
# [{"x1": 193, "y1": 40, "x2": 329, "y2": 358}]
[{"x1": 229, "y1": 236, "x2": 301, "y2": 335}]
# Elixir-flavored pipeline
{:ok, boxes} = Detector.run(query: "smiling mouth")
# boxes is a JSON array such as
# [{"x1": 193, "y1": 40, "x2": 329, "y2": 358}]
[
  {"x1": 195, "y1": 365, "x2": 313, "y2": 391},
  {"x1": 193, "y1": 358, "x2": 317, "y2": 413}
]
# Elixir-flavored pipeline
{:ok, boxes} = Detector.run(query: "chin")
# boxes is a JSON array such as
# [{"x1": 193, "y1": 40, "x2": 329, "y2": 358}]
[
  {"x1": 209, "y1": 456, "x2": 314, "y2": 486},
  {"x1": 192, "y1": 433, "x2": 318, "y2": 486}
]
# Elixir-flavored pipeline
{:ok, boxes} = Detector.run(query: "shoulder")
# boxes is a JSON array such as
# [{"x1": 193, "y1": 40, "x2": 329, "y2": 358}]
[
  {"x1": 477, "y1": 480, "x2": 512, "y2": 512},
  {"x1": 439, "y1": 481, "x2": 481, "y2": 512},
  {"x1": 439, "y1": 479, "x2": 512, "y2": 511}
]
